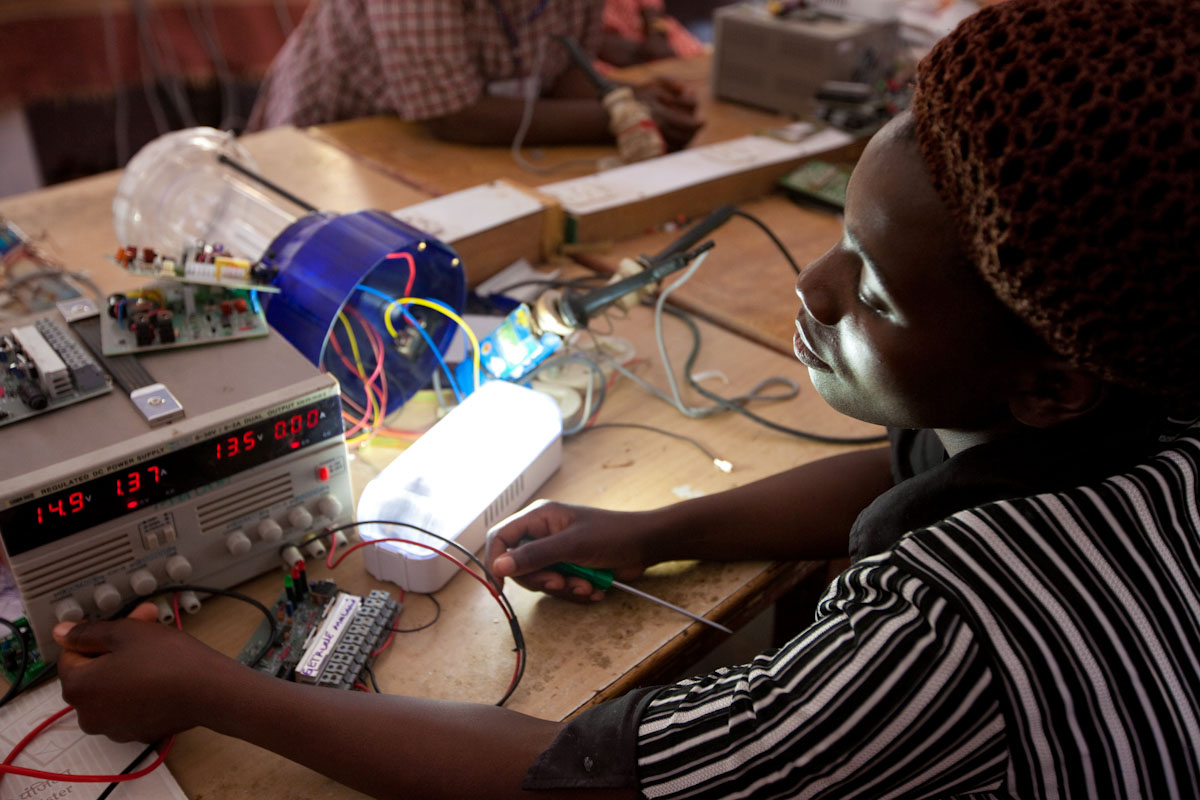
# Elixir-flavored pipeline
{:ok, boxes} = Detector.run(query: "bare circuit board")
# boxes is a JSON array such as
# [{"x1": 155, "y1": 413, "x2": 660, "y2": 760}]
[
  {"x1": 236, "y1": 579, "x2": 401, "y2": 690},
  {"x1": 100, "y1": 282, "x2": 270, "y2": 356},
  {"x1": 0, "y1": 313, "x2": 112, "y2": 428}
]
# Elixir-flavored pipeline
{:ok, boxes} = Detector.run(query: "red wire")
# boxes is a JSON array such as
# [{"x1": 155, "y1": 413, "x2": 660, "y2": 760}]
[
  {"x1": 324, "y1": 533, "x2": 523, "y2": 700},
  {"x1": 369, "y1": 630, "x2": 397, "y2": 659},
  {"x1": 328, "y1": 306, "x2": 389, "y2": 438},
  {"x1": 325, "y1": 537, "x2": 508, "y2": 614},
  {"x1": 0, "y1": 598, "x2": 186, "y2": 787},
  {"x1": 0, "y1": 706, "x2": 175, "y2": 782},
  {"x1": 384, "y1": 251, "x2": 417, "y2": 298}
]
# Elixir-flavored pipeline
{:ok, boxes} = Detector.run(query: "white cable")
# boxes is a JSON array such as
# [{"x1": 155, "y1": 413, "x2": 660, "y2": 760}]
[
  {"x1": 509, "y1": 36, "x2": 604, "y2": 175},
  {"x1": 594, "y1": 251, "x2": 798, "y2": 419}
]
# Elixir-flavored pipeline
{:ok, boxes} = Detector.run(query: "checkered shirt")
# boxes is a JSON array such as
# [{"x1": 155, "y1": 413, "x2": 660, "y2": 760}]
[{"x1": 249, "y1": 0, "x2": 605, "y2": 128}]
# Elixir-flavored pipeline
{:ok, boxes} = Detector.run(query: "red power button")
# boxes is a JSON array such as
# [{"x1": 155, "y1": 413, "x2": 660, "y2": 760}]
[{"x1": 316, "y1": 465, "x2": 330, "y2": 482}]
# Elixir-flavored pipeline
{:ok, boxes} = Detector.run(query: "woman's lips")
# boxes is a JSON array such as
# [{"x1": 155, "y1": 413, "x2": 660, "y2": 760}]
[{"x1": 793, "y1": 320, "x2": 832, "y2": 372}]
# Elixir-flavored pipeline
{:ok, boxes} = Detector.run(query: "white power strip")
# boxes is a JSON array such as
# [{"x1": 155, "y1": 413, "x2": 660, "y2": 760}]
[{"x1": 355, "y1": 380, "x2": 563, "y2": 592}]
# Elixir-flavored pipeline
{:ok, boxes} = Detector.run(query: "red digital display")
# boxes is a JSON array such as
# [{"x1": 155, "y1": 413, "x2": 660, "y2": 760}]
[
  {"x1": 34, "y1": 465, "x2": 164, "y2": 524},
  {"x1": 0, "y1": 396, "x2": 343, "y2": 557}
]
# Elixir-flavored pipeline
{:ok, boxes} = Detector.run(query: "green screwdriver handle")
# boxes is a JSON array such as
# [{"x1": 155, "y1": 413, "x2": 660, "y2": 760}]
[
  {"x1": 547, "y1": 560, "x2": 615, "y2": 591},
  {"x1": 518, "y1": 537, "x2": 615, "y2": 590}
]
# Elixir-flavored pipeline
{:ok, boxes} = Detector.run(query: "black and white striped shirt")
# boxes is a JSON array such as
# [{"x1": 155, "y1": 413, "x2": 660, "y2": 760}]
[{"x1": 634, "y1": 437, "x2": 1200, "y2": 798}]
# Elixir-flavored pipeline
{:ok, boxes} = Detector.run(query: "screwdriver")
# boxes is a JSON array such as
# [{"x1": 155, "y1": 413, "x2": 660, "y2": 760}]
[{"x1": 527, "y1": 543, "x2": 732, "y2": 634}]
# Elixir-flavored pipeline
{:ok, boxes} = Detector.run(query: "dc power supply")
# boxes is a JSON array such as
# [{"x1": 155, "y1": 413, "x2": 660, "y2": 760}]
[{"x1": 0, "y1": 305, "x2": 354, "y2": 662}]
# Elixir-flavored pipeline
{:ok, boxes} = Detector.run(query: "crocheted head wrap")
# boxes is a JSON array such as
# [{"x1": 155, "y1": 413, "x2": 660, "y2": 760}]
[{"x1": 911, "y1": 0, "x2": 1200, "y2": 404}]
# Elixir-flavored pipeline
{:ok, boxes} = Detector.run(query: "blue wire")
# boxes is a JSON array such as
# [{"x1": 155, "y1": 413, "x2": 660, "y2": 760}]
[{"x1": 354, "y1": 284, "x2": 464, "y2": 402}]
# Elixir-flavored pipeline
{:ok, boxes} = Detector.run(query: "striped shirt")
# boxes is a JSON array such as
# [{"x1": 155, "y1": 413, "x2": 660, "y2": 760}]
[{"x1": 633, "y1": 437, "x2": 1200, "y2": 798}]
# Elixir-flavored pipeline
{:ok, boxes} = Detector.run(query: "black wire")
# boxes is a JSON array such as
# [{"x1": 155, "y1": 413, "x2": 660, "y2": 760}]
[
  {"x1": 96, "y1": 584, "x2": 280, "y2": 798},
  {"x1": 0, "y1": 616, "x2": 29, "y2": 709},
  {"x1": 583, "y1": 422, "x2": 724, "y2": 463},
  {"x1": 389, "y1": 593, "x2": 442, "y2": 633},
  {"x1": 304, "y1": 521, "x2": 527, "y2": 706},
  {"x1": 732, "y1": 209, "x2": 804, "y2": 275},
  {"x1": 665, "y1": 305, "x2": 888, "y2": 445},
  {"x1": 96, "y1": 743, "x2": 155, "y2": 800},
  {"x1": 363, "y1": 663, "x2": 382, "y2": 694}
]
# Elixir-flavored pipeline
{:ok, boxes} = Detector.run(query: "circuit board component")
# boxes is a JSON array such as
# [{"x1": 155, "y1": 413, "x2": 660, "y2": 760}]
[
  {"x1": 237, "y1": 580, "x2": 400, "y2": 691},
  {"x1": 100, "y1": 282, "x2": 270, "y2": 355},
  {"x1": 1, "y1": 315, "x2": 111, "y2": 428}
]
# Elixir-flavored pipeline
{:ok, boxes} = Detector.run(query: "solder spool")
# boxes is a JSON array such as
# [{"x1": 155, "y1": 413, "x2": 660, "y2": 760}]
[{"x1": 528, "y1": 379, "x2": 584, "y2": 429}]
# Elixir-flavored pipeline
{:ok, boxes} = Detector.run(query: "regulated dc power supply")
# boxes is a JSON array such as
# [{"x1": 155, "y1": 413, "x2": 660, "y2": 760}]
[{"x1": 0, "y1": 304, "x2": 354, "y2": 662}]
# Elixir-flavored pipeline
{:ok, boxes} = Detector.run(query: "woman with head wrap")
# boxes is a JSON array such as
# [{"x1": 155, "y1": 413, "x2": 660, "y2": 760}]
[{"x1": 54, "y1": 0, "x2": 1200, "y2": 796}]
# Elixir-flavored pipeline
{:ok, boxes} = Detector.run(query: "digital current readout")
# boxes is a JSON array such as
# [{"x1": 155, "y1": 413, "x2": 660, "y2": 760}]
[{"x1": 0, "y1": 395, "x2": 343, "y2": 557}]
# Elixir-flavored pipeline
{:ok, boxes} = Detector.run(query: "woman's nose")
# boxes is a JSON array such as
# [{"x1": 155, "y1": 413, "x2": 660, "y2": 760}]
[{"x1": 795, "y1": 248, "x2": 845, "y2": 327}]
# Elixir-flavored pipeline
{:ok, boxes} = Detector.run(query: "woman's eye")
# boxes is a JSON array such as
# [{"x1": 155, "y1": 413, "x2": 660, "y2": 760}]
[{"x1": 858, "y1": 288, "x2": 887, "y2": 314}]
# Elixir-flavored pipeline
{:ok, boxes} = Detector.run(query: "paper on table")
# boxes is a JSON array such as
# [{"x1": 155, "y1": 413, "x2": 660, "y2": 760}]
[
  {"x1": 0, "y1": 682, "x2": 187, "y2": 800},
  {"x1": 537, "y1": 129, "x2": 854, "y2": 215}
]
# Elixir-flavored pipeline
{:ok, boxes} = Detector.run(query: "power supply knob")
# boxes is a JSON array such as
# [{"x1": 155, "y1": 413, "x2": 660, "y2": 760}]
[
  {"x1": 129, "y1": 569, "x2": 157, "y2": 596},
  {"x1": 165, "y1": 555, "x2": 193, "y2": 581},
  {"x1": 93, "y1": 584, "x2": 122, "y2": 614},
  {"x1": 226, "y1": 530, "x2": 253, "y2": 556},
  {"x1": 287, "y1": 506, "x2": 313, "y2": 531},
  {"x1": 257, "y1": 519, "x2": 283, "y2": 543},
  {"x1": 317, "y1": 494, "x2": 343, "y2": 519},
  {"x1": 54, "y1": 597, "x2": 84, "y2": 623}
]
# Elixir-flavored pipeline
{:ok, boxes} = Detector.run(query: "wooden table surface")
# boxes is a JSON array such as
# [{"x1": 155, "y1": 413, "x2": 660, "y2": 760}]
[{"x1": 0, "y1": 121, "x2": 880, "y2": 797}]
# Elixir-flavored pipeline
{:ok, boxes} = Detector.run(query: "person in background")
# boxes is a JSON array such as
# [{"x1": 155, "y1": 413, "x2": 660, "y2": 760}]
[
  {"x1": 598, "y1": 0, "x2": 707, "y2": 67},
  {"x1": 53, "y1": 1, "x2": 1199, "y2": 797},
  {"x1": 248, "y1": 0, "x2": 702, "y2": 151}
]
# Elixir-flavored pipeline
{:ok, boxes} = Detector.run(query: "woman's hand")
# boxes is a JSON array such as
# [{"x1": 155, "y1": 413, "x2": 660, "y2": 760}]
[
  {"x1": 486, "y1": 500, "x2": 662, "y2": 601},
  {"x1": 54, "y1": 602, "x2": 238, "y2": 742}
]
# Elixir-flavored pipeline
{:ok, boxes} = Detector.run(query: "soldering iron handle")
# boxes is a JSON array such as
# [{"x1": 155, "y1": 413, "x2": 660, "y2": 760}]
[
  {"x1": 648, "y1": 203, "x2": 735, "y2": 264},
  {"x1": 558, "y1": 240, "x2": 714, "y2": 328}
]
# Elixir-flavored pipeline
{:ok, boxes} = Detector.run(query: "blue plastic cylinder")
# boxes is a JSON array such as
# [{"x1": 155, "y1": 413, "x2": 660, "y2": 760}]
[{"x1": 261, "y1": 210, "x2": 465, "y2": 415}]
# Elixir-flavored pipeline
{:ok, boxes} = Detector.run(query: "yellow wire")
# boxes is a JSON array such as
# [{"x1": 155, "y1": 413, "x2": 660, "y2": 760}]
[
  {"x1": 383, "y1": 297, "x2": 481, "y2": 390},
  {"x1": 338, "y1": 312, "x2": 383, "y2": 447}
]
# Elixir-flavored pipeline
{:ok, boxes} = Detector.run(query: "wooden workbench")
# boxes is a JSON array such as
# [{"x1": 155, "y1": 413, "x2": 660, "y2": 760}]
[
  {"x1": 0, "y1": 121, "x2": 880, "y2": 797},
  {"x1": 305, "y1": 55, "x2": 798, "y2": 197}
]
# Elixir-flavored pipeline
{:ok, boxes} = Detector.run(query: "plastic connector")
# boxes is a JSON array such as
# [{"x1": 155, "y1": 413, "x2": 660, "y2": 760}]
[
  {"x1": 281, "y1": 545, "x2": 304, "y2": 569},
  {"x1": 154, "y1": 599, "x2": 175, "y2": 625},
  {"x1": 178, "y1": 590, "x2": 201, "y2": 614}
]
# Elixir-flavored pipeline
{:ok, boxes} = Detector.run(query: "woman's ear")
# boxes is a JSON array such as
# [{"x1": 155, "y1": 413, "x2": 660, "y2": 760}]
[{"x1": 1009, "y1": 361, "x2": 1109, "y2": 428}]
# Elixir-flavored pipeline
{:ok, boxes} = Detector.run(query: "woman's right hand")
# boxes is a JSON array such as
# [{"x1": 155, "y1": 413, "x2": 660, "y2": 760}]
[{"x1": 485, "y1": 500, "x2": 660, "y2": 602}]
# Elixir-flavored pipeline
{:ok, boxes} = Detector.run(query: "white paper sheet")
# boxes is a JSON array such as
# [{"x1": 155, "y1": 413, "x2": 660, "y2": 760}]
[{"x1": 0, "y1": 682, "x2": 188, "y2": 800}]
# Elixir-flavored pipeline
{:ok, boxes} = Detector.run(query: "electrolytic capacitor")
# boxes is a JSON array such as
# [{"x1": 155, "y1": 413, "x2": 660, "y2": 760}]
[
  {"x1": 107, "y1": 293, "x2": 126, "y2": 320},
  {"x1": 17, "y1": 380, "x2": 47, "y2": 410}
]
